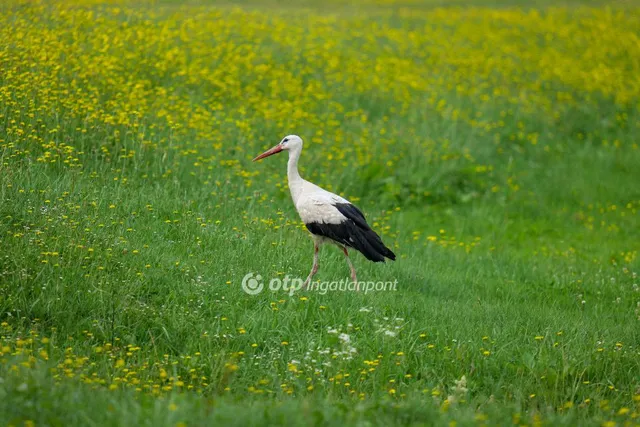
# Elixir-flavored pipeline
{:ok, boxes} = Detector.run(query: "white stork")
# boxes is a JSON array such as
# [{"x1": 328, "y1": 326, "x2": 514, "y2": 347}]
[{"x1": 253, "y1": 135, "x2": 396, "y2": 288}]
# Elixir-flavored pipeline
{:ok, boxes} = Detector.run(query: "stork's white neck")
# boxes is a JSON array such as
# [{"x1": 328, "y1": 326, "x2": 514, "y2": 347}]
[{"x1": 287, "y1": 145, "x2": 305, "y2": 204}]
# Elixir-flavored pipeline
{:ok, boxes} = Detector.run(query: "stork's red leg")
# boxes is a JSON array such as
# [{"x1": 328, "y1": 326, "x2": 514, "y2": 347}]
[
  {"x1": 303, "y1": 241, "x2": 320, "y2": 289},
  {"x1": 342, "y1": 247, "x2": 358, "y2": 289}
]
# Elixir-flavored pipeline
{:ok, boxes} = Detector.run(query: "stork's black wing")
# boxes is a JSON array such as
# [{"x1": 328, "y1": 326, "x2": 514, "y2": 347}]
[
  {"x1": 305, "y1": 203, "x2": 396, "y2": 263},
  {"x1": 334, "y1": 203, "x2": 370, "y2": 230}
]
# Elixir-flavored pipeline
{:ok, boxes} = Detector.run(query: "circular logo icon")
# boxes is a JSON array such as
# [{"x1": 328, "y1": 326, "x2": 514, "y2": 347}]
[{"x1": 241, "y1": 272, "x2": 263, "y2": 295}]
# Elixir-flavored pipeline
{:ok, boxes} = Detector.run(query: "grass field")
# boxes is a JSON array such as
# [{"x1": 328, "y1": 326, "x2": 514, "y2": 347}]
[{"x1": 1, "y1": 0, "x2": 640, "y2": 425}]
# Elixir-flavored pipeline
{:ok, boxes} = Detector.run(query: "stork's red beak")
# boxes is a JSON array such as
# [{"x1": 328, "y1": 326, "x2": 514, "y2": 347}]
[{"x1": 252, "y1": 144, "x2": 283, "y2": 162}]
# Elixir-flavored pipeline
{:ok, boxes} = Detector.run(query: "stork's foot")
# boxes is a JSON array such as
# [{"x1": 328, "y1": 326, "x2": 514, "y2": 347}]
[
  {"x1": 342, "y1": 247, "x2": 359, "y2": 291},
  {"x1": 304, "y1": 241, "x2": 320, "y2": 291},
  {"x1": 351, "y1": 271, "x2": 359, "y2": 291},
  {"x1": 303, "y1": 270, "x2": 317, "y2": 290},
  {"x1": 303, "y1": 276, "x2": 312, "y2": 290}
]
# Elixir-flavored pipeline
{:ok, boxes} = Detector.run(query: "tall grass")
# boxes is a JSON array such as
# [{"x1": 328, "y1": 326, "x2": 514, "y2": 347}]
[{"x1": 1, "y1": 1, "x2": 639, "y2": 425}]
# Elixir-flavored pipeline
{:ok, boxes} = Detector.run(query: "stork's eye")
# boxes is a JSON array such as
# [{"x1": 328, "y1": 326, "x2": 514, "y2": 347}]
[{"x1": 282, "y1": 138, "x2": 289, "y2": 144}]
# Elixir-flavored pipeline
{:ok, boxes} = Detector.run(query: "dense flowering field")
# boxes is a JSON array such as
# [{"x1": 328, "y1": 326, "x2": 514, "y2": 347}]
[{"x1": 1, "y1": 0, "x2": 639, "y2": 425}]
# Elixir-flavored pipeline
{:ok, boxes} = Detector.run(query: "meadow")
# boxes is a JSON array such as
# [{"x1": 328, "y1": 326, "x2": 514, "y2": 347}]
[{"x1": 1, "y1": 0, "x2": 639, "y2": 425}]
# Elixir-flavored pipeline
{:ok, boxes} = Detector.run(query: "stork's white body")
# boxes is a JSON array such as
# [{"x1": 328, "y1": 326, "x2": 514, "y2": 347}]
[{"x1": 288, "y1": 161, "x2": 349, "y2": 226}]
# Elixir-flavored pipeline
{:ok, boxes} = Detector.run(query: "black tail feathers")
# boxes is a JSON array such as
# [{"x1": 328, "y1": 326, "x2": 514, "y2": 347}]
[{"x1": 351, "y1": 227, "x2": 396, "y2": 263}]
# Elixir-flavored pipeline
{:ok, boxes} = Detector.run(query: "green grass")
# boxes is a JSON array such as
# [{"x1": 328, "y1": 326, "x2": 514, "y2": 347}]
[{"x1": 1, "y1": 0, "x2": 639, "y2": 426}]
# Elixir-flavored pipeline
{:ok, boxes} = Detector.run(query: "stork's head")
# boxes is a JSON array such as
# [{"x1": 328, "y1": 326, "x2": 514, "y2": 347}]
[{"x1": 252, "y1": 135, "x2": 303, "y2": 162}]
